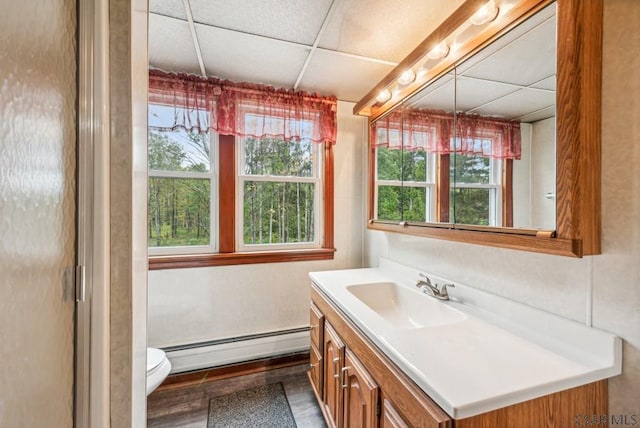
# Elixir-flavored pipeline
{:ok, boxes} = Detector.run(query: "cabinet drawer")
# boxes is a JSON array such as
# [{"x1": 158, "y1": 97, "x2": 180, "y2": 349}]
[
  {"x1": 310, "y1": 302, "x2": 324, "y2": 349},
  {"x1": 309, "y1": 342, "x2": 323, "y2": 399}
]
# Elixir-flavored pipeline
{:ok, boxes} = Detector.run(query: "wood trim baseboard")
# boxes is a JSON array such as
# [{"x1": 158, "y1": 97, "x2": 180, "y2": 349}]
[{"x1": 155, "y1": 352, "x2": 310, "y2": 393}]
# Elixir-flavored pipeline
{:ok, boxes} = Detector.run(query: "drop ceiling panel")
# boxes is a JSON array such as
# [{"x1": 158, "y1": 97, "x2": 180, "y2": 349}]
[
  {"x1": 519, "y1": 106, "x2": 555, "y2": 123},
  {"x1": 196, "y1": 23, "x2": 309, "y2": 88},
  {"x1": 469, "y1": 88, "x2": 555, "y2": 121},
  {"x1": 531, "y1": 75, "x2": 556, "y2": 91},
  {"x1": 455, "y1": 77, "x2": 523, "y2": 112},
  {"x1": 406, "y1": 74, "x2": 455, "y2": 111},
  {"x1": 459, "y1": 17, "x2": 556, "y2": 87},
  {"x1": 149, "y1": 14, "x2": 203, "y2": 76},
  {"x1": 189, "y1": 0, "x2": 332, "y2": 45},
  {"x1": 296, "y1": 49, "x2": 395, "y2": 102},
  {"x1": 149, "y1": 0, "x2": 186, "y2": 20},
  {"x1": 319, "y1": 0, "x2": 465, "y2": 62}
]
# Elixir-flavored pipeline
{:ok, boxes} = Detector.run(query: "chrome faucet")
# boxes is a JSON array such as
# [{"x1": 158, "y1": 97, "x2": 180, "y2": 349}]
[{"x1": 416, "y1": 273, "x2": 455, "y2": 301}]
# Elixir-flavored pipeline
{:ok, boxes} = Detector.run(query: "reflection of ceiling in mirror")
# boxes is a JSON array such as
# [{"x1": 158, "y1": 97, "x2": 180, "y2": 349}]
[{"x1": 405, "y1": 2, "x2": 557, "y2": 124}]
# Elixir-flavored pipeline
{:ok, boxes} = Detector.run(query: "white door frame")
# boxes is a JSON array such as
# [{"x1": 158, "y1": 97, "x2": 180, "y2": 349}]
[{"x1": 76, "y1": 0, "x2": 111, "y2": 426}]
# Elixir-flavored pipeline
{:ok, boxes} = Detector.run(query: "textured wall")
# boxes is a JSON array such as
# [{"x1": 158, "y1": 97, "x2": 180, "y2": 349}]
[
  {"x1": 0, "y1": 0, "x2": 76, "y2": 426},
  {"x1": 148, "y1": 101, "x2": 366, "y2": 347},
  {"x1": 364, "y1": 0, "x2": 640, "y2": 416}
]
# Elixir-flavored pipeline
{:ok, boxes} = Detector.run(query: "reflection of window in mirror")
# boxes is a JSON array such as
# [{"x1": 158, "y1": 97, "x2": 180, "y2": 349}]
[
  {"x1": 373, "y1": 111, "x2": 437, "y2": 223},
  {"x1": 450, "y1": 149, "x2": 503, "y2": 227}
]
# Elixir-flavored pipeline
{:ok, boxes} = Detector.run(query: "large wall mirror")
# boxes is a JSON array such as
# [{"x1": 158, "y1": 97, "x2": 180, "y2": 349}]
[{"x1": 360, "y1": 0, "x2": 602, "y2": 257}]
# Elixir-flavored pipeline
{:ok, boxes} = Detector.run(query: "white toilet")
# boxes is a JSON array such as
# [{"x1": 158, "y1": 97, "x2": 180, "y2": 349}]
[{"x1": 146, "y1": 347, "x2": 171, "y2": 396}]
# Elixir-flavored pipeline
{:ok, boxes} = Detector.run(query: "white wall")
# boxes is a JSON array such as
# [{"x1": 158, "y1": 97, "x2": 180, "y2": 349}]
[
  {"x1": 512, "y1": 123, "x2": 532, "y2": 227},
  {"x1": 512, "y1": 118, "x2": 556, "y2": 229},
  {"x1": 148, "y1": 100, "x2": 366, "y2": 347},
  {"x1": 364, "y1": 0, "x2": 640, "y2": 415},
  {"x1": 530, "y1": 117, "x2": 556, "y2": 229}
]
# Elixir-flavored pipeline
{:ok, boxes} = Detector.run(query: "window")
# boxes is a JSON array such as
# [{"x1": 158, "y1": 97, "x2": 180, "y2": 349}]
[
  {"x1": 375, "y1": 146, "x2": 436, "y2": 222},
  {"x1": 238, "y1": 132, "x2": 322, "y2": 250},
  {"x1": 372, "y1": 109, "x2": 515, "y2": 226},
  {"x1": 148, "y1": 104, "x2": 217, "y2": 255},
  {"x1": 450, "y1": 138, "x2": 503, "y2": 226},
  {"x1": 147, "y1": 70, "x2": 337, "y2": 269}
]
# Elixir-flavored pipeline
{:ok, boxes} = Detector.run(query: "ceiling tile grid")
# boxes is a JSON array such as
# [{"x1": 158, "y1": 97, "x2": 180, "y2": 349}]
[
  {"x1": 188, "y1": 0, "x2": 333, "y2": 45},
  {"x1": 195, "y1": 23, "x2": 310, "y2": 88},
  {"x1": 296, "y1": 48, "x2": 395, "y2": 101},
  {"x1": 148, "y1": 0, "x2": 559, "y2": 114},
  {"x1": 147, "y1": 0, "x2": 472, "y2": 101}
]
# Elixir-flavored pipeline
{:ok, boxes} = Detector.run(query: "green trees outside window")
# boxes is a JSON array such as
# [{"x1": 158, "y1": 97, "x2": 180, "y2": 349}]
[
  {"x1": 240, "y1": 137, "x2": 319, "y2": 246},
  {"x1": 148, "y1": 129, "x2": 213, "y2": 248},
  {"x1": 376, "y1": 147, "x2": 430, "y2": 222},
  {"x1": 450, "y1": 153, "x2": 492, "y2": 226},
  {"x1": 375, "y1": 146, "x2": 500, "y2": 226}
]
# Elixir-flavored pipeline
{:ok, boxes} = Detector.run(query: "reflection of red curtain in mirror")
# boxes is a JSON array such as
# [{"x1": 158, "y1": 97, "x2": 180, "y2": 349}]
[
  {"x1": 372, "y1": 108, "x2": 521, "y2": 160},
  {"x1": 148, "y1": 69, "x2": 337, "y2": 145}
]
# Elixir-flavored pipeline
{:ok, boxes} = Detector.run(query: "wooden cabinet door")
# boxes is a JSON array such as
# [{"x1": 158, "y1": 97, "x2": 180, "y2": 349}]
[
  {"x1": 342, "y1": 349, "x2": 380, "y2": 428},
  {"x1": 323, "y1": 322, "x2": 345, "y2": 428},
  {"x1": 380, "y1": 397, "x2": 409, "y2": 428}
]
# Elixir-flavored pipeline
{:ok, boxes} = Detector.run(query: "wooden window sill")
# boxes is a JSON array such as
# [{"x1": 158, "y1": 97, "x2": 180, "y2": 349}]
[{"x1": 148, "y1": 248, "x2": 336, "y2": 270}]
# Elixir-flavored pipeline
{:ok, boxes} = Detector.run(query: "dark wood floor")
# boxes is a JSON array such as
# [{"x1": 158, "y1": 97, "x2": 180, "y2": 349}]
[{"x1": 147, "y1": 363, "x2": 327, "y2": 427}]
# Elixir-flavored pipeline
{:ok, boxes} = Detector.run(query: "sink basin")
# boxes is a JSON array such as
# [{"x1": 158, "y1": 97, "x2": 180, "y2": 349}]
[{"x1": 347, "y1": 282, "x2": 466, "y2": 329}]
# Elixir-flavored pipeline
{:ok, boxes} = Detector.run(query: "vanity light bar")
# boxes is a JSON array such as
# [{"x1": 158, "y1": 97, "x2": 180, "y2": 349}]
[{"x1": 354, "y1": 0, "x2": 547, "y2": 118}]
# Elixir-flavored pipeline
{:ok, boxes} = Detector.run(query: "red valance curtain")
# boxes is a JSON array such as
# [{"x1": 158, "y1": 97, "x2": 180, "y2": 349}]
[
  {"x1": 148, "y1": 69, "x2": 338, "y2": 145},
  {"x1": 372, "y1": 107, "x2": 521, "y2": 160}
]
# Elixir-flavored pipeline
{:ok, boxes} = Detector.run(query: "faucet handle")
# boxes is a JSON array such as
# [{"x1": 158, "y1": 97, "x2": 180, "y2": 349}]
[
  {"x1": 440, "y1": 283, "x2": 455, "y2": 297},
  {"x1": 418, "y1": 273, "x2": 432, "y2": 285}
]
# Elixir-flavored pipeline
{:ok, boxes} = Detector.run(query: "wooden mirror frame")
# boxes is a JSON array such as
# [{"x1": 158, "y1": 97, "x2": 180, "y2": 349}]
[{"x1": 356, "y1": 0, "x2": 602, "y2": 257}]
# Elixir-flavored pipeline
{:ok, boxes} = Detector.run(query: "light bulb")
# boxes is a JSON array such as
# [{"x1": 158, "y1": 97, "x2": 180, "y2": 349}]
[
  {"x1": 416, "y1": 67, "x2": 428, "y2": 82},
  {"x1": 376, "y1": 89, "x2": 391, "y2": 103},
  {"x1": 427, "y1": 41, "x2": 450, "y2": 60},
  {"x1": 398, "y1": 69, "x2": 416, "y2": 86},
  {"x1": 470, "y1": 0, "x2": 499, "y2": 26}
]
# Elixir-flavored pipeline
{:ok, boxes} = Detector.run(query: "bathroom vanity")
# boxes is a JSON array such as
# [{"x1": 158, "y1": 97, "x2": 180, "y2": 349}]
[{"x1": 308, "y1": 260, "x2": 621, "y2": 428}]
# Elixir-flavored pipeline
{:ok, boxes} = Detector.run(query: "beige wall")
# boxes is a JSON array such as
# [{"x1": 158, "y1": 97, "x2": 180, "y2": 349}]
[
  {"x1": 110, "y1": 0, "x2": 149, "y2": 426},
  {"x1": 364, "y1": 0, "x2": 640, "y2": 415},
  {"x1": 0, "y1": 0, "x2": 76, "y2": 426},
  {"x1": 148, "y1": 100, "x2": 366, "y2": 347}
]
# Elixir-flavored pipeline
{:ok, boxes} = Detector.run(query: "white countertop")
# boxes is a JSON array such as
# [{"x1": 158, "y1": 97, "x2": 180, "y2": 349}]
[{"x1": 309, "y1": 259, "x2": 622, "y2": 419}]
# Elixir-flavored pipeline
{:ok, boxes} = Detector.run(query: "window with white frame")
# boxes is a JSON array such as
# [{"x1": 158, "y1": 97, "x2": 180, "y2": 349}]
[
  {"x1": 374, "y1": 127, "x2": 436, "y2": 222},
  {"x1": 449, "y1": 137, "x2": 503, "y2": 226},
  {"x1": 147, "y1": 104, "x2": 217, "y2": 254},
  {"x1": 237, "y1": 114, "x2": 322, "y2": 250},
  {"x1": 147, "y1": 71, "x2": 337, "y2": 268}
]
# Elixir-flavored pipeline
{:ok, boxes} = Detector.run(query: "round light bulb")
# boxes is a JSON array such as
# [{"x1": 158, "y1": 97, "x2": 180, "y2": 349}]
[
  {"x1": 416, "y1": 67, "x2": 428, "y2": 82},
  {"x1": 398, "y1": 69, "x2": 416, "y2": 86},
  {"x1": 376, "y1": 89, "x2": 391, "y2": 103},
  {"x1": 470, "y1": 1, "x2": 499, "y2": 26},
  {"x1": 427, "y1": 41, "x2": 450, "y2": 60}
]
